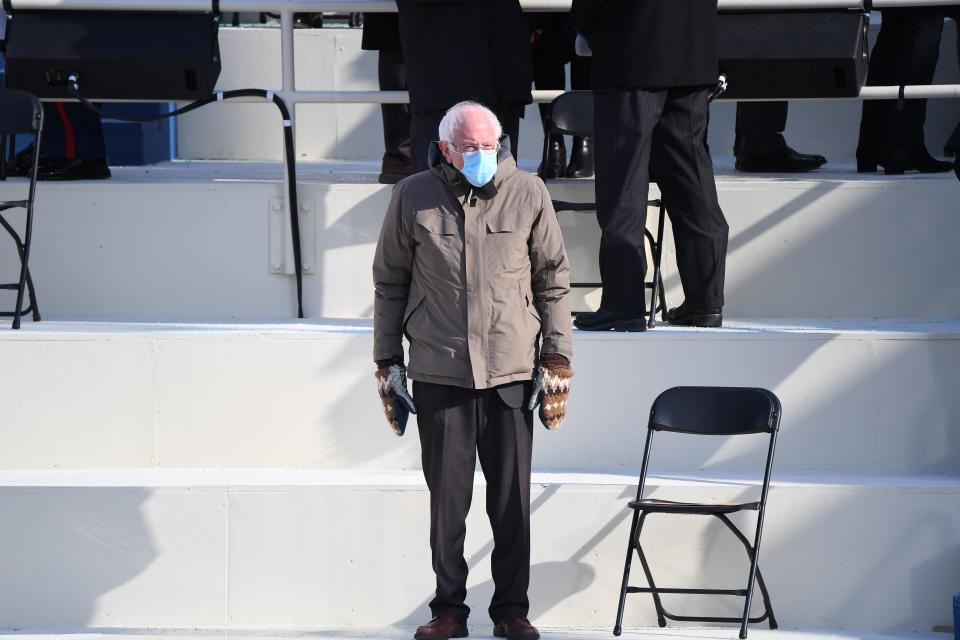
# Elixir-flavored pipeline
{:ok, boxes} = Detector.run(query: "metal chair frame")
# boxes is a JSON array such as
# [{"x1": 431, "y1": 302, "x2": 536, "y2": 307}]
[
  {"x1": 614, "y1": 386, "x2": 782, "y2": 639},
  {"x1": 0, "y1": 88, "x2": 43, "y2": 329},
  {"x1": 537, "y1": 90, "x2": 667, "y2": 328}
]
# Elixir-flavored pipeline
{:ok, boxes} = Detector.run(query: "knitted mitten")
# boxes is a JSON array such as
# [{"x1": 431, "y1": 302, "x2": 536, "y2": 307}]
[
  {"x1": 529, "y1": 363, "x2": 574, "y2": 430},
  {"x1": 375, "y1": 363, "x2": 416, "y2": 436}
]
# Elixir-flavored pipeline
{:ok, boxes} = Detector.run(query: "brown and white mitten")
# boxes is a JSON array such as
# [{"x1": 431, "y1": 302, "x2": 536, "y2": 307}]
[
  {"x1": 528, "y1": 361, "x2": 574, "y2": 430},
  {"x1": 375, "y1": 363, "x2": 417, "y2": 436}
]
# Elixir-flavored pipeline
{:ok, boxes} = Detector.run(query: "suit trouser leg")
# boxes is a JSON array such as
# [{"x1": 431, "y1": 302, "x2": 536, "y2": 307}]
[
  {"x1": 478, "y1": 384, "x2": 534, "y2": 624},
  {"x1": 410, "y1": 109, "x2": 445, "y2": 173},
  {"x1": 416, "y1": 382, "x2": 477, "y2": 624},
  {"x1": 652, "y1": 88, "x2": 728, "y2": 309},
  {"x1": 490, "y1": 103, "x2": 523, "y2": 162},
  {"x1": 593, "y1": 89, "x2": 665, "y2": 316},
  {"x1": 734, "y1": 102, "x2": 788, "y2": 158},
  {"x1": 885, "y1": 9, "x2": 946, "y2": 153},
  {"x1": 377, "y1": 47, "x2": 410, "y2": 158}
]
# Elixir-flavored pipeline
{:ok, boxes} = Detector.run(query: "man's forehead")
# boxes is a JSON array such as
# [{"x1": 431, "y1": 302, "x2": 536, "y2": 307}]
[{"x1": 455, "y1": 112, "x2": 497, "y2": 141}]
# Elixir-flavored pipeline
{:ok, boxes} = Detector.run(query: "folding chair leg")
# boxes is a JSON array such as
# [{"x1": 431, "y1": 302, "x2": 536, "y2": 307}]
[
  {"x1": 613, "y1": 509, "x2": 642, "y2": 636},
  {"x1": 653, "y1": 203, "x2": 668, "y2": 323},
  {"x1": 23, "y1": 266, "x2": 41, "y2": 322},
  {"x1": 715, "y1": 514, "x2": 777, "y2": 637},
  {"x1": 634, "y1": 525, "x2": 667, "y2": 627}
]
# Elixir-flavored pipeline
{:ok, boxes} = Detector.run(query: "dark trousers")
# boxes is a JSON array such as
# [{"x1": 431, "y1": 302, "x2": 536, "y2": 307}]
[
  {"x1": 410, "y1": 103, "x2": 522, "y2": 173},
  {"x1": 413, "y1": 380, "x2": 533, "y2": 625},
  {"x1": 378, "y1": 47, "x2": 411, "y2": 158},
  {"x1": 41, "y1": 102, "x2": 106, "y2": 159},
  {"x1": 734, "y1": 102, "x2": 788, "y2": 157},
  {"x1": 594, "y1": 87, "x2": 728, "y2": 315},
  {"x1": 857, "y1": 8, "x2": 948, "y2": 160}
]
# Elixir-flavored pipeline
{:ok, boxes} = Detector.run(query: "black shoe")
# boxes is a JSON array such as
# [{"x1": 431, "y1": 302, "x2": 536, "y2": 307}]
[
  {"x1": 735, "y1": 146, "x2": 826, "y2": 173},
  {"x1": 537, "y1": 134, "x2": 566, "y2": 179},
  {"x1": 565, "y1": 136, "x2": 594, "y2": 178},
  {"x1": 378, "y1": 151, "x2": 413, "y2": 184},
  {"x1": 665, "y1": 302, "x2": 722, "y2": 328},
  {"x1": 5, "y1": 144, "x2": 37, "y2": 177},
  {"x1": 573, "y1": 308, "x2": 647, "y2": 332},
  {"x1": 38, "y1": 157, "x2": 111, "y2": 181},
  {"x1": 881, "y1": 147, "x2": 953, "y2": 175}
]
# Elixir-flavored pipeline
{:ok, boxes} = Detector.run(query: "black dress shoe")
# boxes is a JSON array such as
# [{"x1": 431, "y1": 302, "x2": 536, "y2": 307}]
[
  {"x1": 735, "y1": 146, "x2": 827, "y2": 173},
  {"x1": 565, "y1": 136, "x2": 594, "y2": 178},
  {"x1": 38, "y1": 157, "x2": 111, "y2": 181},
  {"x1": 573, "y1": 308, "x2": 646, "y2": 332},
  {"x1": 537, "y1": 134, "x2": 566, "y2": 179},
  {"x1": 378, "y1": 151, "x2": 413, "y2": 184},
  {"x1": 414, "y1": 614, "x2": 468, "y2": 640},
  {"x1": 881, "y1": 147, "x2": 953, "y2": 175},
  {"x1": 665, "y1": 302, "x2": 722, "y2": 328}
]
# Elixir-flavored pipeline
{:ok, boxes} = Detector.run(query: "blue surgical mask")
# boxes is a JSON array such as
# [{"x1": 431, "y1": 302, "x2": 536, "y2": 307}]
[{"x1": 460, "y1": 149, "x2": 498, "y2": 187}]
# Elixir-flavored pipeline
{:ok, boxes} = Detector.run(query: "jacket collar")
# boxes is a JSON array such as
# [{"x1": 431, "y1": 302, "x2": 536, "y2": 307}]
[{"x1": 428, "y1": 135, "x2": 517, "y2": 202}]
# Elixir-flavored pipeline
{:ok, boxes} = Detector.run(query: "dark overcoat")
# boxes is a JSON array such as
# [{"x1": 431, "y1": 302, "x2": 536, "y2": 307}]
[
  {"x1": 396, "y1": 0, "x2": 533, "y2": 112},
  {"x1": 571, "y1": 0, "x2": 719, "y2": 89}
]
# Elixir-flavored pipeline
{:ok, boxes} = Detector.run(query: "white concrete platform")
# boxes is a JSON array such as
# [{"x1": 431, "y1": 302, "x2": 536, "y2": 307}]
[
  {"x1": 0, "y1": 630, "x2": 951, "y2": 640},
  {"x1": 0, "y1": 469, "x2": 955, "y2": 631},
  {"x1": 1, "y1": 162, "x2": 958, "y2": 321},
  {"x1": 1, "y1": 319, "x2": 958, "y2": 473}
]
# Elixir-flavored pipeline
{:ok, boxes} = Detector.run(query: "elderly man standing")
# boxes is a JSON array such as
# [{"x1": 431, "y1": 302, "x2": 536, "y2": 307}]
[{"x1": 373, "y1": 102, "x2": 573, "y2": 640}]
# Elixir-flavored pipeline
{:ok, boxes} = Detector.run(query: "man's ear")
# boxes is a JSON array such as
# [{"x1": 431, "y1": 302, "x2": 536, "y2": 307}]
[{"x1": 439, "y1": 140, "x2": 453, "y2": 164}]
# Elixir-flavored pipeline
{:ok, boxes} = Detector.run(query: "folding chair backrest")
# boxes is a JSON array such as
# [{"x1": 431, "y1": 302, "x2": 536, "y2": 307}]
[
  {"x1": 548, "y1": 90, "x2": 593, "y2": 137},
  {"x1": 649, "y1": 386, "x2": 780, "y2": 436},
  {"x1": 0, "y1": 89, "x2": 43, "y2": 135}
]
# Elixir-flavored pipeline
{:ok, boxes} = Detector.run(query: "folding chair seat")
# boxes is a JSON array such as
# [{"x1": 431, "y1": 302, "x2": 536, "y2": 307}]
[
  {"x1": 0, "y1": 88, "x2": 43, "y2": 329},
  {"x1": 538, "y1": 90, "x2": 667, "y2": 328},
  {"x1": 614, "y1": 386, "x2": 782, "y2": 639}
]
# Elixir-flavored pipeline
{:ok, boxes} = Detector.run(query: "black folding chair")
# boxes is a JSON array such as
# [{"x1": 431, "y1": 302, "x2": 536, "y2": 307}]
[
  {"x1": 538, "y1": 90, "x2": 667, "y2": 328},
  {"x1": 614, "y1": 386, "x2": 781, "y2": 639},
  {"x1": 0, "y1": 89, "x2": 43, "y2": 329}
]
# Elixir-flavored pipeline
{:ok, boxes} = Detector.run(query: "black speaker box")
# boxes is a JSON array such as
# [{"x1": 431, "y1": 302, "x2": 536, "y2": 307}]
[
  {"x1": 3, "y1": 10, "x2": 221, "y2": 100},
  {"x1": 719, "y1": 11, "x2": 869, "y2": 100}
]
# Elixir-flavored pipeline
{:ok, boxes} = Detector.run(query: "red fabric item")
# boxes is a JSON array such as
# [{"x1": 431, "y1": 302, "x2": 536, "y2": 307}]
[{"x1": 54, "y1": 102, "x2": 76, "y2": 160}]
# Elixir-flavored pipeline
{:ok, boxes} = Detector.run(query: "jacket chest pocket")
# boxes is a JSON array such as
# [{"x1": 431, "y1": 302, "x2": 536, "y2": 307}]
[
  {"x1": 486, "y1": 214, "x2": 529, "y2": 271},
  {"x1": 415, "y1": 209, "x2": 460, "y2": 267}
]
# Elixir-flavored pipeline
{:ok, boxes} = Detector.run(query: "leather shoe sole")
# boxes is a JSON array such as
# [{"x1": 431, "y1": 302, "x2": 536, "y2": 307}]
[
  {"x1": 573, "y1": 315, "x2": 647, "y2": 332},
  {"x1": 666, "y1": 310, "x2": 722, "y2": 328},
  {"x1": 413, "y1": 626, "x2": 468, "y2": 640},
  {"x1": 493, "y1": 625, "x2": 540, "y2": 640}
]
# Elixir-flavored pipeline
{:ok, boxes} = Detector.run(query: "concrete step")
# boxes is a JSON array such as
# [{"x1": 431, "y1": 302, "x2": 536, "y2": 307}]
[
  {"x1": 0, "y1": 320, "x2": 958, "y2": 473},
  {"x1": 1, "y1": 630, "x2": 951, "y2": 640},
  {"x1": 173, "y1": 24, "x2": 960, "y2": 164},
  {"x1": 0, "y1": 469, "x2": 955, "y2": 631},
  {"x1": 1, "y1": 163, "x2": 957, "y2": 321}
]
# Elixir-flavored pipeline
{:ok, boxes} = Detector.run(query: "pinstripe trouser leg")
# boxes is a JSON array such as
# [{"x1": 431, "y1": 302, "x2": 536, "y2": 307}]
[
  {"x1": 594, "y1": 87, "x2": 728, "y2": 313},
  {"x1": 593, "y1": 89, "x2": 665, "y2": 316},
  {"x1": 652, "y1": 88, "x2": 728, "y2": 309}
]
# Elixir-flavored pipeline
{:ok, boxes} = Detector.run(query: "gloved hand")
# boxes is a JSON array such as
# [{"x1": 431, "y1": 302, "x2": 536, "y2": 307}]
[
  {"x1": 528, "y1": 354, "x2": 574, "y2": 430},
  {"x1": 375, "y1": 363, "x2": 417, "y2": 436}
]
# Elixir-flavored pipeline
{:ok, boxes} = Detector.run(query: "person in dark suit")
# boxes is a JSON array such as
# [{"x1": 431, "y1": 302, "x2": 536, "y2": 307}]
[
  {"x1": 857, "y1": 7, "x2": 953, "y2": 174},
  {"x1": 571, "y1": 0, "x2": 728, "y2": 330},
  {"x1": 734, "y1": 102, "x2": 827, "y2": 172},
  {"x1": 530, "y1": 13, "x2": 593, "y2": 178},
  {"x1": 362, "y1": 13, "x2": 412, "y2": 184},
  {"x1": 396, "y1": 0, "x2": 532, "y2": 173}
]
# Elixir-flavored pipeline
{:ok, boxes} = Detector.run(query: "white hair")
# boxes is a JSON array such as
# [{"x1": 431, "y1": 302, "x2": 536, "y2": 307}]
[{"x1": 438, "y1": 101, "x2": 503, "y2": 143}]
